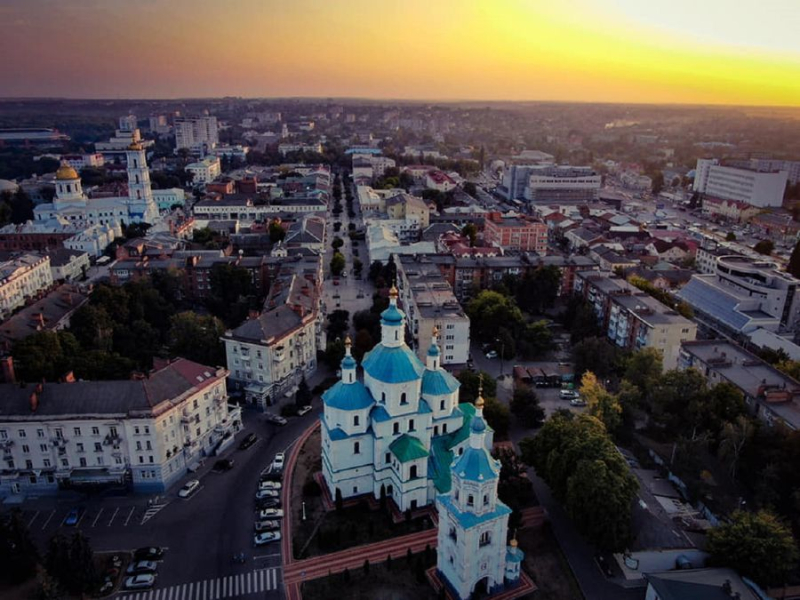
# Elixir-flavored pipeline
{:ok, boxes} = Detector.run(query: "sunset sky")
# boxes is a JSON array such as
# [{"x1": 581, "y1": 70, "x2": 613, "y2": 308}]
[{"x1": 1, "y1": 0, "x2": 799, "y2": 105}]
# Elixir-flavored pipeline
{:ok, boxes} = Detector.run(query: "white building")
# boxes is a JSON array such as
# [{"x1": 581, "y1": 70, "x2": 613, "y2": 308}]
[
  {"x1": 118, "y1": 115, "x2": 137, "y2": 132},
  {"x1": 525, "y1": 166, "x2": 601, "y2": 203},
  {"x1": 0, "y1": 254, "x2": 53, "y2": 319},
  {"x1": 34, "y1": 143, "x2": 159, "y2": 227},
  {"x1": 208, "y1": 145, "x2": 249, "y2": 162},
  {"x1": 61, "y1": 154, "x2": 104, "y2": 170},
  {"x1": 278, "y1": 142, "x2": 323, "y2": 157},
  {"x1": 63, "y1": 223, "x2": 119, "y2": 257},
  {"x1": 48, "y1": 249, "x2": 90, "y2": 282},
  {"x1": 436, "y1": 394, "x2": 522, "y2": 599},
  {"x1": 397, "y1": 255, "x2": 471, "y2": 365},
  {"x1": 321, "y1": 288, "x2": 489, "y2": 513},
  {"x1": 693, "y1": 160, "x2": 788, "y2": 208},
  {"x1": 0, "y1": 360, "x2": 241, "y2": 496},
  {"x1": 152, "y1": 188, "x2": 187, "y2": 210},
  {"x1": 174, "y1": 116, "x2": 219, "y2": 154},
  {"x1": 186, "y1": 157, "x2": 222, "y2": 185},
  {"x1": 95, "y1": 120, "x2": 153, "y2": 159}
]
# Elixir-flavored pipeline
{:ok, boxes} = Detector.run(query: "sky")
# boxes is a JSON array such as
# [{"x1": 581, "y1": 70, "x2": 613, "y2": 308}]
[{"x1": 1, "y1": 0, "x2": 799, "y2": 106}]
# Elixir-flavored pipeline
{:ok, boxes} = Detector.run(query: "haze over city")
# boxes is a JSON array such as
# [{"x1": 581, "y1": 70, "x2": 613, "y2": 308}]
[{"x1": 2, "y1": 0, "x2": 799, "y2": 105}]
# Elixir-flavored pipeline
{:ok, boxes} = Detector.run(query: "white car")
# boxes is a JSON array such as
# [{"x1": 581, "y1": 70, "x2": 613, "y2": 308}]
[
  {"x1": 123, "y1": 574, "x2": 156, "y2": 590},
  {"x1": 271, "y1": 453, "x2": 285, "y2": 471},
  {"x1": 255, "y1": 489, "x2": 280, "y2": 500},
  {"x1": 178, "y1": 479, "x2": 200, "y2": 498},
  {"x1": 259, "y1": 481, "x2": 282, "y2": 491},
  {"x1": 485, "y1": 350, "x2": 498, "y2": 359},
  {"x1": 559, "y1": 390, "x2": 579, "y2": 400},
  {"x1": 258, "y1": 508, "x2": 284, "y2": 519},
  {"x1": 570, "y1": 398, "x2": 587, "y2": 407},
  {"x1": 297, "y1": 405, "x2": 313, "y2": 417},
  {"x1": 126, "y1": 560, "x2": 158, "y2": 575},
  {"x1": 254, "y1": 532, "x2": 281, "y2": 546}
]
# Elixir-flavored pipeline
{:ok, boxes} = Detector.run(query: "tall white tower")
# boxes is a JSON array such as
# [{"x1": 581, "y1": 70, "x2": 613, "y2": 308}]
[
  {"x1": 125, "y1": 142, "x2": 158, "y2": 223},
  {"x1": 435, "y1": 389, "x2": 518, "y2": 599}
]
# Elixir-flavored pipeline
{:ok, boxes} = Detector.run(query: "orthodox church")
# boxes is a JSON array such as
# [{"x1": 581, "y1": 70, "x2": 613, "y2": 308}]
[
  {"x1": 321, "y1": 286, "x2": 524, "y2": 598},
  {"x1": 34, "y1": 141, "x2": 159, "y2": 228}
]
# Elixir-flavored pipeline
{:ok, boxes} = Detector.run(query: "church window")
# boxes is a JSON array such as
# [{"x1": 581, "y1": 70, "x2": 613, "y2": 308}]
[
  {"x1": 410, "y1": 464, "x2": 418, "y2": 479},
  {"x1": 479, "y1": 531, "x2": 491, "y2": 547},
  {"x1": 483, "y1": 494, "x2": 489, "y2": 506},
  {"x1": 408, "y1": 419, "x2": 415, "y2": 431},
  {"x1": 381, "y1": 392, "x2": 386, "y2": 403},
  {"x1": 443, "y1": 424, "x2": 448, "y2": 434},
  {"x1": 448, "y1": 527, "x2": 457, "y2": 541},
  {"x1": 393, "y1": 423, "x2": 399, "y2": 435},
  {"x1": 454, "y1": 489, "x2": 459, "y2": 501},
  {"x1": 434, "y1": 426, "x2": 439, "y2": 436},
  {"x1": 395, "y1": 330, "x2": 398, "y2": 340},
  {"x1": 353, "y1": 442, "x2": 360, "y2": 454},
  {"x1": 385, "y1": 452, "x2": 391, "y2": 464},
  {"x1": 440, "y1": 400, "x2": 445, "y2": 410},
  {"x1": 459, "y1": 447, "x2": 464, "y2": 455},
  {"x1": 354, "y1": 415, "x2": 359, "y2": 426},
  {"x1": 449, "y1": 555, "x2": 454, "y2": 565},
  {"x1": 400, "y1": 392, "x2": 407, "y2": 405},
  {"x1": 467, "y1": 494, "x2": 474, "y2": 507},
  {"x1": 353, "y1": 486, "x2": 358, "y2": 494}
]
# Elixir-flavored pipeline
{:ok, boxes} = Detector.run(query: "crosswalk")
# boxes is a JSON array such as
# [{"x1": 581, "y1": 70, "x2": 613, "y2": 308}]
[
  {"x1": 140, "y1": 502, "x2": 169, "y2": 525},
  {"x1": 120, "y1": 568, "x2": 280, "y2": 600}
]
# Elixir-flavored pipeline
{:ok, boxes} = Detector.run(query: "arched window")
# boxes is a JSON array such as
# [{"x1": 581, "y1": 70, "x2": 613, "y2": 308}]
[
  {"x1": 395, "y1": 330, "x2": 398, "y2": 341},
  {"x1": 483, "y1": 494, "x2": 489, "y2": 506},
  {"x1": 349, "y1": 372, "x2": 353, "y2": 382},
  {"x1": 467, "y1": 494, "x2": 474, "y2": 507},
  {"x1": 381, "y1": 392, "x2": 386, "y2": 404},
  {"x1": 440, "y1": 400, "x2": 445, "y2": 410},
  {"x1": 400, "y1": 392, "x2": 407, "y2": 405},
  {"x1": 353, "y1": 441, "x2": 360, "y2": 454},
  {"x1": 479, "y1": 531, "x2": 491, "y2": 547},
  {"x1": 442, "y1": 424, "x2": 448, "y2": 434},
  {"x1": 354, "y1": 415, "x2": 360, "y2": 427},
  {"x1": 410, "y1": 464, "x2": 417, "y2": 479},
  {"x1": 434, "y1": 426, "x2": 439, "y2": 436},
  {"x1": 393, "y1": 422, "x2": 399, "y2": 435},
  {"x1": 135, "y1": 174, "x2": 140, "y2": 184}
]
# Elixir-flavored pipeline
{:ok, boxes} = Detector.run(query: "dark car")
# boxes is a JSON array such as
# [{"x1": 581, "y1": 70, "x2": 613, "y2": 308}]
[
  {"x1": 255, "y1": 497, "x2": 282, "y2": 510},
  {"x1": 213, "y1": 459, "x2": 235, "y2": 472},
  {"x1": 134, "y1": 547, "x2": 165, "y2": 561},
  {"x1": 239, "y1": 433, "x2": 257, "y2": 450}
]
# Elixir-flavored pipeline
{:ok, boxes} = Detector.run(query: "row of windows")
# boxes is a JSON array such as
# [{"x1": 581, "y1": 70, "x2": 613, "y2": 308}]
[
  {"x1": 5, "y1": 455, "x2": 124, "y2": 470},
  {"x1": 1, "y1": 426, "x2": 120, "y2": 440}
]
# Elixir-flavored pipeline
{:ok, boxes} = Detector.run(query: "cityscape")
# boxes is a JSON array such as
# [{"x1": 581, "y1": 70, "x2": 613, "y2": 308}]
[{"x1": 1, "y1": 2, "x2": 800, "y2": 600}]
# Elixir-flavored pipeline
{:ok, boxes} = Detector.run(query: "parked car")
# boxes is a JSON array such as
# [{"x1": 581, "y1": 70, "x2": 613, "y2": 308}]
[
  {"x1": 178, "y1": 480, "x2": 200, "y2": 498},
  {"x1": 239, "y1": 433, "x2": 258, "y2": 450},
  {"x1": 254, "y1": 532, "x2": 281, "y2": 546},
  {"x1": 123, "y1": 574, "x2": 156, "y2": 591},
  {"x1": 126, "y1": 561, "x2": 158, "y2": 575},
  {"x1": 485, "y1": 350, "x2": 498, "y2": 359},
  {"x1": 259, "y1": 481, "x2": 282, "y2": 491},
  {"x1": 212, "y1": 459, "x2": 235, "y2": 472},
  {"x1": 258, "y1": 508, "x2": 284, "y2": 519},
  {"x1": 255, "y1": 489, "x2": 280, "y2": 500},
  {"x1": 271, "y1": 452, "x2": 285, "y2": 471},
  {"x1": 254, "y1": 519, "x2": 281, "y2": 532},
  {"x1": 64, "y1": 507, "x2": 82, "y2": 526},
  {"x1": 559, "y1": 390, "x2": 579, "y2": 400},
  {"x1": 256, "y1": 498, "x2": 282, "y2": 510},
  {"x1": 296, "y1": 405, "x2": 313, "y2": 417},
  {"x1": 134, "y1": 547, "x2": 165, "y2": 561},
  {"x1": 261, "y1": 470, "x2": 283, "y2": 482},
  {"x1": 265, "y1": 414, "x2": 287, "y2": 426},
  {"x1": 570, "y1": 398, "x2": 587, "y2": 407}
]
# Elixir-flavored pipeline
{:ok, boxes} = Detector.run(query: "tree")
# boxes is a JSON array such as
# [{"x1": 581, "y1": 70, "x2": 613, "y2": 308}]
[
  {"x1": 753, "y1": 239, "x2": 774, "y2": 256},
  {"x1": 707, "y1": 510, "x2": 798, "y2": 587},
  {"x1": 268, "y1": 221, "x2": 286, "y2": 243},
  {"x1": 456, "y1": 371, "x2": 497, "y2": 403},
  {"x1": 725, "y1": 232, "x2": 736, "y2": 242},
  {"x1": 330, "y1": 252, "x2": 346, "y2": 276},
  {"x1": 324, "y1": 339, "x2": 346, "y2": 368},
  {"x1": 562, "y1": 295, "x2": 602, "y2": 344},
  {"x1": 463, "y1": 182, "x2": 477, "y2": 197},
  {"x1": 326, "y1": 309, "x2": 350, "y2": 339},
  {"x1": 510, "y1": 385, "x2": 545, "y2": 428},
  {"x1": 461, "y1": 223, "x2": 478, "y2": 246},
  {"x1": 571, "y1": 337, "x2": 617, "y2": 380},
  {"x1": 295, "y1": 376, "x2": 312, "y2": 409},
  {"x1": 579, "y1": 371, "x2": 622, "y2": 434},
  {"x1": 167, "y1": 312, "x2": 225, "y2": 366},
  {"x1": 789, "y1": 238, "x2": 800, "y2": 279},
  {"x1": 718, "y1": 416, "x2": 754, "y2": 478},
  {"x1": 207, "y1": 263, "x2": 255, "y2": 326},
  {"x1": 483, "y1": 397, "x2": 511, "y2": 439},
  {"x1": 520, "y1": 412, "x2": 638, "y2": 551},
  {"x1": 331, "y1": 236, "x2": 344, "y2": 250},
  {"x1": 368, "y1": 260, "x2": 383, "y2": 283},
  {"x1": 622, "y1": 348, "x2": 663, "y2": 398},
  {"x1": 466, "y1": 291, "x2": 524, "y2": 344},
  {"x1": 517, "y1": 320, "x2": 553, "y2": 360},
  {"x1": 0, "y1": 510, "x2": 39, "y2": 584}
]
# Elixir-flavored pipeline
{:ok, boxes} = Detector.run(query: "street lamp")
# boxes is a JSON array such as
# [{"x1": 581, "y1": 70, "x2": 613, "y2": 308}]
[{"x1": 495, "y1": 337, "x2": 505, "y2": 379}]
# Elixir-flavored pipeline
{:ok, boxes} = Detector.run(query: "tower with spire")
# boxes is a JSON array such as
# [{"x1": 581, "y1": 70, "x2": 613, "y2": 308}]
[
  {"x1": 434, "y1": 379, "x2": 523, "y2": 599},
  {"x1": 321, "y1": 284, "x2": 478, "y2": 512}
]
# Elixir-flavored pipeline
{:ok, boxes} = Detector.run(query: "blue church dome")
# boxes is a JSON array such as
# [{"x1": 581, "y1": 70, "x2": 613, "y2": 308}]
[
  {"x1": 421, "y1": 369, "x2": 460, "y2": 396},
  {"x1": 453, "y1": 446, "x2": 498, "y2": 482},
  {"x1": 380, "y1": 303, "x2": 404, "y2": 325},
  {"x1": 322, "y1": 380, "x2": 374, "y2": 410},
  {"x1": 341, "y1": 353, "x2": 357, "y2": 370},
  {"x1": 362, "y1": 344, "x2": 425, "y2": 383},
  {"x1": 470, "y1": 415, "x2": 487, "y2": 433}
]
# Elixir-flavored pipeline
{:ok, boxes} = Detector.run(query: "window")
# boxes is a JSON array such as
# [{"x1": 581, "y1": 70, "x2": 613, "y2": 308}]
[
  {"x1": 37, "y1": 429, "x2": 45, "y2": 438},
  {"x1": 0, "y1": 430, "x2": 6, "y2": 440},
  {"x1": 136, "y1": 441, "x2": 142, "y2": 451},
  {"x1": 22, "y1": 444, "x2": 30, "y2": 453},
  {"x1": 39, "y1": 444, "x2": 48, "y2": 452},
  {"x1": 115, "y1": 456, "x2": 123, "y2": 465},
  {"x1": 25, "y1": 459, "x2": 33, "y2": 469},
  {"x1": 18, "y1": 429, "x2": 26, "y2": 438},
  {"x1": 408, "y1": 419, "x2": 415, "y2": 431},
  {"x1": 434, "y1": 426, "x2": 439, "y2": 436},
  {"x1": 440, "y1": 400, "x2": 445, "y2": 410},
  {"x1": 149, "y1": 456, "x2": 154, "y2": 463},
  {"x1": 193, "y1": 399, "x2": 199, "y2": 410},
  {"x1": 139, "y1": 456, "x2": 144, "y2": 464},
  {"x1": 146, "y1": 441, "x2": 152, "y2": 450},
  {"x1": 54, "y1": 428, "x2": 63, "y2": 439},
  {"x1": 109, "y1": 427, "x2": 118, "y2": 437},
  {"x1": 134, "y1": 426, "x2": 140, "y2": 435},
  {"x1": 385, "y1": 452, "x2": 391, "y2": 464},
  {"x1": 448, "y1": 527, "x2": 457, "y2": 541},
  {"x1": 354, "y1": 415, "x2": 360, "y2": 427},
  {"x1": 76, "y1": 443, "x2": 85, "y2": 452},
  {"x1": 467, "y1": 494, "x2": 474, "y2": 507},
  {"x1": 91, "y1": 427, "x2": 99, "y2": 436},
  {"x1": 381, "y1": 392, "x2": 386, "y2": 404},
  {"x1": 79, "y1": 457, "x2": 87, "y2": 467},
  {"x1": 442, "y1": 424, "x2": 448, "y2": 434},
  {"x1": 353, "y1": 486, "x2": 358, "y2": 495},
  {"x1": 483, "y1": 494, "x2": 489, "y2": 506},
  {"x1": 94, "y1": 443, "x2": 102, "y2": 452},
  {"x1": 353, "y1": 442, "x2": 360, "y2": 454},
  {"x1": 393, "y1": 423, "x2": 400, "y2": 435},
  {"x1": 73, "y1": 427, "x2": 81, "y2": 437},
  {"x1": 144, "y1": 426, "x2": 150, "y2": 435},
  {"x1": 410, "y1": 464, "x2": 418, "y2": 478},
  {"x1": 43, "y1": 459, "x2": 51, "y2": 468},
  {"x1": 479, "y1": 531, "x2": 491, "y2": 547},
  {"x1": 61, "y1": 458, "x2": 68, "y2": 467},
  {"x1": 400, "y1": 392, "x2": 407, "y2": 405},
  {"x1": 97, "y1": 457, "x2": 104, "y2": 466}
]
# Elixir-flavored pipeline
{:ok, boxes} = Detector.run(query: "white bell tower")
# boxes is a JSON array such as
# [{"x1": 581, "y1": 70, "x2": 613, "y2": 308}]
[{"x1": 125, "y1": 142, "x2": 158, "y2": 223}]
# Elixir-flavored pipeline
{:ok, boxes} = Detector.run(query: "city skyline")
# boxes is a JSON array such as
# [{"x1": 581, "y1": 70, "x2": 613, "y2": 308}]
[{"x1": 1, "y1": 0, "x2": 799, "y2": 106}]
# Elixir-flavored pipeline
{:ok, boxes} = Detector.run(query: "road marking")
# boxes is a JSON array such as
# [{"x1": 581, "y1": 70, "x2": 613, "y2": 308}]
[
  {"x1": 123, "y1": 506, "x2": 136, "y2": 526},
  {"x1": 41, "y1": 509, "x2": 55, "y2": 530},
  {"x1": 92, "y1": 508, "x2": 104, "y2": 527},
  {"x1": 108, "y1": 507, "x2": 119, "y2": 526},
  {"x1": 253, "y1": 553, "x2": 281, "y2": 560},
  {"x1": 141, "y1": 502, "x2": 168, "y2": 525},
  {"x1": 27, "y1": 510, "x2": 39, "y2": 527},
  {"x1": 76, "y1": 509, "x2": 86, "y2": 527}
]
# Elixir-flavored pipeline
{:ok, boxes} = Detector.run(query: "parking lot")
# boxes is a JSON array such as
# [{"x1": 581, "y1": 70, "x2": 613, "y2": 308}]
[{"x1": 19, "y1": 500, "x2": 170, "y2": 535}]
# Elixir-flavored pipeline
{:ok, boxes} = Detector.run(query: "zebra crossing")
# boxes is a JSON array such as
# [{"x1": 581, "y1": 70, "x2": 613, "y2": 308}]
[
  {"x1": 140, "y1": 501, "x2": 169, "y2": 525},
  {"x1": 120, "y1": 568, "x2": 280, "y2": 600}
]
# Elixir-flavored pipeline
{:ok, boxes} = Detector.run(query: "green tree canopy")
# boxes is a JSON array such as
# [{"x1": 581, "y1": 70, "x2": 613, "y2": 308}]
[
  {"x1": 510, "y1": 385, "x2": 545, "y2": 428},
  {"x1": 330, "y1": 252, "x2": 346, "y2": 276},
  {"x1": 167, "y1": 312, "x2": 226, "y2": 366},
  {"x1": 466, "y1": 291, "x2": 524, "y2": 344}
]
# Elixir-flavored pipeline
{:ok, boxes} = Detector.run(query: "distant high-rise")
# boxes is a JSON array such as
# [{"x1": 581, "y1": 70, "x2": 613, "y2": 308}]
[
  {"x1": 693, "y1": 159, "x2": 788, "y2": 208},
  {"x1": 118, "y1": 114, "x2": 138, "y2": 132},
  {"x1": 174, "y1": 116, "x2": 219, "y2": 153}
]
